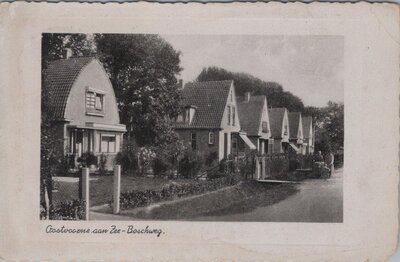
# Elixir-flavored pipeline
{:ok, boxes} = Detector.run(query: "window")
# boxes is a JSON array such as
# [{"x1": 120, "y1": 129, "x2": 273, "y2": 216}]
[
  {"x1": 185, "y1": 109, "x2": 190, "y2": 122},
  {"x1": 86, "y1": 89, "x2": 104, "y2": 113},
  {"x1": 284, "y1": 125, "x2": 288, "y2": 135},
  {"x1": 100, "y1": 135, "x2": 116, "y2": 153},
  {"x1": 227, "y1": 106, "x2": 231, "y2": 125},
  {"x1": 208, "y1": 132, "x2": 214, "y2": 145},
  {"x1": 191, "y1": 133, "x2": 197, "y2": 150},
  {"x1": 262, "y1": 121, "x2": 269, "y2": 133},
  {"x1": 95, "y1": 94, "x2": 103, "y2": 110},
  {"x1": 232, "y1": 136, "x2": 237, "y2": 153},
  {"x1": 232, "y1": 106, "x2": 236, "y2": 126},
  {"x1": 176, "y1": 113, "x2": 183, "y2": 122},
  {"x1": 86, "y1": 92, "x2": 96, "y2": 109}
]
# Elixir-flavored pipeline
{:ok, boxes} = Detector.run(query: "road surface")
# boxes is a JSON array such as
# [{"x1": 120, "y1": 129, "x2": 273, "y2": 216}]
[{"x1": 193, "y1": 168, "x2": 343, "y2": 223}]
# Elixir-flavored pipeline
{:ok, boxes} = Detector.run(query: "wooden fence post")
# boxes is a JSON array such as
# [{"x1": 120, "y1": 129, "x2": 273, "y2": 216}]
[
  {"x1": 113, "y1": 165, "x2": 121, "y2": 214},
  {"x1": 81, "y1": 168, "x2": 90, "y2": 220}
]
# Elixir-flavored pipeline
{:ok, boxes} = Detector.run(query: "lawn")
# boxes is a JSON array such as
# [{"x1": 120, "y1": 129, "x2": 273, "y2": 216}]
[{"x1": 51, "y1": 175, "x2": 202, "y2": 207}]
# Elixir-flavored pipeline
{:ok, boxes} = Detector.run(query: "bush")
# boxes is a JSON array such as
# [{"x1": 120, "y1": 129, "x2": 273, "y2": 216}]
[
  {"x1": 153, "y1": 154, "x2": 173, "y2": 176},
  {"x1": 115, "y1": 141, "x2": 138, "y2": 175},
  {"x1": 77, "y1": 152, "x2": 97, "y2": 167},
  {"x1": 41, "y1": 200, "x2": 86, "y2": 220},
  {"x1": 288, "y1": 154, "x2": 314, "y2": 171},
  {"x1": 289, "y1": 158, "x2": 301, "y2": 171},
  {"x1": 267, "y1": 154, "x2": 289, "y2": 177},
  {"x1": 237, "y1": 156, "x2": 255, "y2": 180},
  {"x1": 118, "y1": 176, "x2": 239, "y2": 210},
  {"x1": 178, "y1": 150, "x2": 204, "y2": 178},
  {"x1": 98, "y1": 153, "x2": 107, "y2": 175},
  {"x1": 205, "y1": 152, "x2": 219, "y2": 167}
]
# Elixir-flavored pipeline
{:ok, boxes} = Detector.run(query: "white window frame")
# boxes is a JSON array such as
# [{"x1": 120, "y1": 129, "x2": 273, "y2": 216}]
[
  {"x1": 86, "y1": 87, "x2": 106, "y2": 116},
  {"x1": 99, "y1": 134, "x2": 116, "y2": 153},
  {"x1": 208, "y1": 132, "x2": 214, "y2": 145}
]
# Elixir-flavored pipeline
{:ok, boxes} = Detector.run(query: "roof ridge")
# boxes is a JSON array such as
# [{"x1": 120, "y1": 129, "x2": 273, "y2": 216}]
[
  {"x1": 186, "y1": 79, "x2": 233, "y2": 85},
  {"x1": 49, "y1": 56, "x2": 95, "y2": 63}
]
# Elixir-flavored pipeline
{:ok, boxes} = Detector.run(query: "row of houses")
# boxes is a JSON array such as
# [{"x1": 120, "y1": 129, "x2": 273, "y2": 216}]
[
  {"x1": 173, "y1": 80, "x2": 315, "y2": 162},
  {"x1": 44, "y1": 56, "x2": 314, "y2": 171}
]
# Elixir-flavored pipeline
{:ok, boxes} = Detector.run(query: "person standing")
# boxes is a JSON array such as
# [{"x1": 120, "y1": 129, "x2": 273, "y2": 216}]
[
  {"x1": 325, "y1": 151, "x2": 335, "y2": 176},
  {"x1": 315, "y1": 151, "x2": 324, "y2": 162}
]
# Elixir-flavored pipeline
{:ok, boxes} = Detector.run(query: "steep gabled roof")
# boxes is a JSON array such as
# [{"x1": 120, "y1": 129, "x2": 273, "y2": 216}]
[
  {"x1": 44, "y1": 57, "x2": 95, "y2": 120},
  {"x1": 288, "y1": 112, "x2": 302, "y2": 139},
  {"x1": 174, "y1": 80, "x2": 233, "y2": 129},
  {"x1": 268, "y1": 108, "x2": 288, "y2": 138},
  {"x1": 237, "y1": 96, "x2": 265, "y2": 136},
  {"x1": 302, "y1": 116, "x2": 313, "y2": 139}
]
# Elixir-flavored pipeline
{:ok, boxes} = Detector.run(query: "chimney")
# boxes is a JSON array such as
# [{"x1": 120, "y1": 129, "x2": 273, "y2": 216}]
[
  {"x1": 245, "y1": 92, "x2": 251, "y2": 102},
  {"x1": 178, "y1": 79, "x2": 183, "y2": 90},
  {"x1": 62, "y1": 48, "x2": 73, "y2": 59}
]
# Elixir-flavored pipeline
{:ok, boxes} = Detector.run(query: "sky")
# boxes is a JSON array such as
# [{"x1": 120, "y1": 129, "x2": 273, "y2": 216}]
[{"x1": 161, "y1": 35, "x2": 344, "y2": 108}]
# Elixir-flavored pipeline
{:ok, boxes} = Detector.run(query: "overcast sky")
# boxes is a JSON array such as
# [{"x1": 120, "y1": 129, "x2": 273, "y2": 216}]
[{"x1": 161, "y1": 35, "x2": 344, "y2": 108}]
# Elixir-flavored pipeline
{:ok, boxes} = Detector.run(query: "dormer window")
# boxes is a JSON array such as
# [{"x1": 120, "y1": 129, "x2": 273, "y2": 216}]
[
  {"x1": 86, "y1": 87, "x2": 106, "y2": 116},
  {"x1": 283, "y1": 125, "x2": 288, "y2": 136},
  {"x1": 262, "y1": 121, "x2": 269, "y2": 133},
  {"x1": 184, "y1": 106, "x2": 196, "y2": 124}
]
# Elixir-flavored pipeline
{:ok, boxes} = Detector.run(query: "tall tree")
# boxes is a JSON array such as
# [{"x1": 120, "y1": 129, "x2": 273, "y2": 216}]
[
  {"x1": 94, "y1": 34, "x2": 182, "y2": 147},
  {"x1": 313, "y1": 101, "x2": 344, "y2": 153},
  {"x1": 196, "y1": 66, "x2": 305, "y2": 112},
  {"x1": 41, "y1": 33, "x2": 94, "y2": 70}
]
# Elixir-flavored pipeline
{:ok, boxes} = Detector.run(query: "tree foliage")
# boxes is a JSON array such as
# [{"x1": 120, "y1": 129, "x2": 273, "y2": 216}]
[
  {"x1": 313, "y1": 101, "x2": 344, "y2": 154},
  {"x1": 41, "y1": 33, "x2": 93, "y2": 70},
  {"x1": 94, "y1": 34, "x2": 183, "y2": 147},
  {"x1": 196, "y1": 67, "x2": 305, "y2": 112}
]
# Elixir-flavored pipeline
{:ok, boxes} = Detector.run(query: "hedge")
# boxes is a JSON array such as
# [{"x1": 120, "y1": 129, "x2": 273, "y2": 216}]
[
  {"x1": 41, "y1": 199, "x2": 86, "y2": 220},
  {"x1": 119, "y1": 176, "x2": 239, "y2": 210}
]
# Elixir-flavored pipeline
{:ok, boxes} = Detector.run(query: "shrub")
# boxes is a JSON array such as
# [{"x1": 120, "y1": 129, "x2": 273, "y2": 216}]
[
  {"x1": 153, "y1": 154, "x2": 173, "y2": 176},
  {"x1": 115, "y1": 141, "x2": 138, "y2": 175},
  {"x1": 77, "y1": 152, "x2": 97, "y2": 167},
  {"x1": 98, "y1": 153, "x2": 108, "y2": 175},
  {"x1": 237, "y1": 156, "x2": 255, "y2": 180},
  {"x1": 118, "y1": 176, "x2": 239, "y2": 210},
  {"x1": 41, "y1": 200, "x2": 86, "y2": 220},
  {"x1": 268, "y1": 154, "x2": 289, "y2": 176},
  {"x1": 153, "y1": 140, "x2": 185, "y2": 177},
  {"x1": 178, "y1": 150, "x2": 204, "y2": 178},
  {"x1": 205, "y1": 152, "x2": 219, "y2": 167},
  {"x1": 289, "y1": 158, "x2": 301, "y2": 171}
]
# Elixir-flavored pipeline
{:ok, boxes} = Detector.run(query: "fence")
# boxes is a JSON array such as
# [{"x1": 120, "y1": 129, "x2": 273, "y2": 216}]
[
  {"x1": 42, "y1": 165, "x2": 122, "y2": 220},
  {"x1": 254, "y1": 154, "x2": 289, "y2": 180}
]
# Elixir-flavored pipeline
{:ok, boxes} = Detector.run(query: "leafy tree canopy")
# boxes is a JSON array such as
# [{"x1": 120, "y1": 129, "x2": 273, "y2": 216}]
[
  {"x1": 196, "y1": 67, "x2": 305, "y2": 112},
  {"x1": 94, "y1": 34, "x2": 183, "y2": 147},
  {"x1": 313, "y1": 101, "x2": 344, "y2": 154}
]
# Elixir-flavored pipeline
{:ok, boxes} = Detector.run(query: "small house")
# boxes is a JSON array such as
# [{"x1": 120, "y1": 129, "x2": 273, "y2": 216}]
[
  {"x1": 302, "y1": 116, "x2": 314, "y2": 155},
  {"x1": 268, "y1": 108, "x2": 290, "y2": 154},
  {"x1": 173, "y1": 80, "x2": 256, "y2": 161},
  {"x1": 238, "y1": 93, "x2": 273, "y2": 155},
  {"x1": 288, "y1": 112, "x2": 304, "y2": 154},
  {"x1": 44, "y1": 56, "x2": 126, "y2": 170}
]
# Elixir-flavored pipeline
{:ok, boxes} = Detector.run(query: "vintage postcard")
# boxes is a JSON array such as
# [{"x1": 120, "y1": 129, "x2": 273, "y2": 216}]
[{"x1": 0, "y1": 2, "x2": 398, "y2": 261}]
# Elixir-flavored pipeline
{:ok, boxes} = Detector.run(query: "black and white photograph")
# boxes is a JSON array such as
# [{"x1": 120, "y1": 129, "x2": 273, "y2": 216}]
[
  {"x1": 2, "y1": 2, "x2": 400, "y2": 261},
  {"x1": 40, "y1": 33, "x2": 344, "y2": 222}
]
